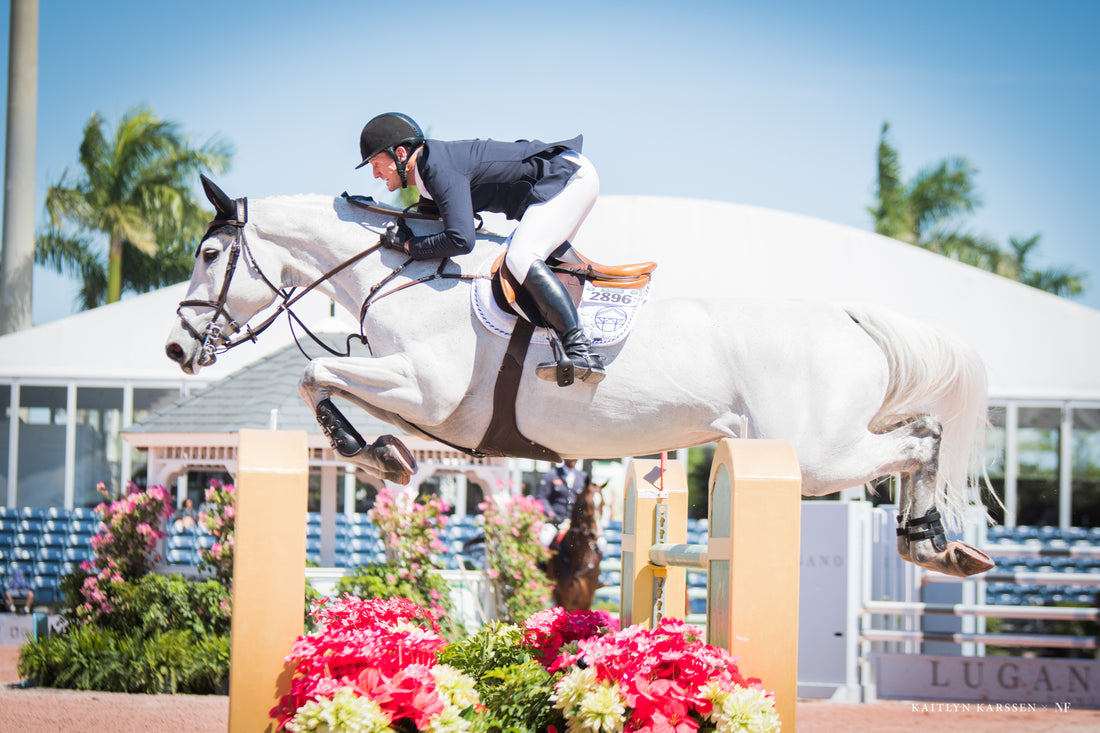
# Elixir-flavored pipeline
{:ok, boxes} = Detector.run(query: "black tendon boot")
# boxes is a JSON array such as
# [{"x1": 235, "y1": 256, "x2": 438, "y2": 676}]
[{"x1": 523, "y1": 260, "x2": 606, "y2": 386}]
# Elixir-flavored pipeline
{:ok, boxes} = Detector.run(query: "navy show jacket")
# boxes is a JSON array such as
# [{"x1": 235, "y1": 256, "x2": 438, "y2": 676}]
[{"x1": 407, "y1": 135, "x2": 583, "y2": 260}]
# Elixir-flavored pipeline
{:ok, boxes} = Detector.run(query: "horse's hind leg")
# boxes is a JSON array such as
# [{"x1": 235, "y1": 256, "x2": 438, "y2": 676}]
[{"x1": 895, "y1": 417, "x2": 993, "y2": 578}]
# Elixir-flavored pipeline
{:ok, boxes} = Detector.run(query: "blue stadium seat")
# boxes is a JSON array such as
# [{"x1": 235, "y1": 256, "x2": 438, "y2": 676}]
[
  {"x1": 166, "y1": 548, "x2": 195, "y2": 565},
  {"x1": 70, "y1": 507, "x2": 99, "y2": 521},
  {"x1": 1062, "y1": 527, "x2": 1088, "y2": 542},
  {"x1": 0, "y1": 507, "x2": 17, "y2": 521},
  {"x1": 0, "y1": 531, "x2": 13, "y2": 549},
  {"x1": 306, "y1": 537, "x2": 322, "y2": 553},
  {"x1": 37, "y1": 547, "x2": 64, "y2": 562},
  {"x1": 348, "y1": 523, "x2": 380, "y2": 539},
  {"x1": 1038, "y1": 525, "x2": 1059, "y2": 539},
  {"x1": 34, "y1": 561, "x2": 62, "y2": 577},
  {"x1": 19, "y1": 507, "x2": 48, "y2": 521},
  {"x1": 346, "y1": 537, "x2": 381, "y2": 553},
  {"x1": 63, "y1": 547, "x2": 94, "y2": 563},
  {"x1": 46, "y1": 507, "x2": 72, "y2": 521},
  {"x1": 605, "y1": 519, "x2": 623, "y2": 532},
  {"x1": 42, "y1": 519, "x2": 68, "y2": 534},
  {"x1": 9, "y1": 546, "x2": 35, "y2": 562},
  {"x1": 1014, "y1": 525, "x2": 1040, "y2": 541},
  {"x1": 39, "y1": 533, "x2": 67, "y2": 548},
  {"x1": 67, "y1": 519, "x2": 101, "y2": 535},
  {"x1": 0, "y1": 519, "x2": 16, "y2": 533},
  {"x1": 30, "y1": 576, "x2": 57, "y2": 605},
  {"x1": 347, "y1": 551, "x2": 385, "y2": 566},
  {"x1": 168, "y1": 535, "x2": 196, "y2": 551},
  {"x1": 65, "y1": 533, "x2": 93, "y2": 549},
  {"x1": 16, "y1": 519, "x2": 43, "y2": 535}
]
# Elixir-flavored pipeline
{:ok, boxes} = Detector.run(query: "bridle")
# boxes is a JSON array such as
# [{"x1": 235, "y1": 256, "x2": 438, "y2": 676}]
[{"x1": 175, "y1": 194, "x2": 485, "y2": 367}]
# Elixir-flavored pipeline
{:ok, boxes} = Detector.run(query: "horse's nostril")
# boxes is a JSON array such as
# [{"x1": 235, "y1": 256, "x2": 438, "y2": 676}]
[{"x1": 166, "y1": 342, "x2": 184, "y2": 362}]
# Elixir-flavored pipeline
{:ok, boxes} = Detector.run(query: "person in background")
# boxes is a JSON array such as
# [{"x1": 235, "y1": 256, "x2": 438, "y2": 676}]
[
  {"x1": 173, "y1": 497, "x2": 198, "y2": 532},
  {"x1": 536, "y1": 459, "x2": 589, "y2": 547},
  {"x1": 3, "y1": 565, "x2": 34, "y2": 614}
]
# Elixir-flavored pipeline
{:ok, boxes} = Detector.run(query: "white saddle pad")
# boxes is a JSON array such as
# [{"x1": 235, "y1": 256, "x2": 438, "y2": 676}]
[{"x1": 471, "y1": 261, "x2": 650, "y2": 347}]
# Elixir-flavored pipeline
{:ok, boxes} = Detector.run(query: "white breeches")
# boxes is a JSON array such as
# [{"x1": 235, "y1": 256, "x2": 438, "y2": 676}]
[{"x1": 505, "y1": 151, "x2": 599, "y2": 283}]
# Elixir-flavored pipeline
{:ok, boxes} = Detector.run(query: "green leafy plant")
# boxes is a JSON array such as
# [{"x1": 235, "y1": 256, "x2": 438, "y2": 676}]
[
  {"x1": 18, "y1": 625, "x2": 229, "y2": 694},
  {"x1": 480, "y1": 494, "x2": 551, "y2": 624}
]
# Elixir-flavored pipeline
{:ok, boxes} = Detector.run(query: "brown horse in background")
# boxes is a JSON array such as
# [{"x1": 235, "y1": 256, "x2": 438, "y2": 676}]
[{"x1": 546, "y1": 480, "x2": 604, "y2": 610}]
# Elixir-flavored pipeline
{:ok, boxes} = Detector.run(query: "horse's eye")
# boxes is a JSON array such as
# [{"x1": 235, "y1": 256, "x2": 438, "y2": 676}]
[{"x1": 202, "y1": 248, "x2": 218, "y2": 264}]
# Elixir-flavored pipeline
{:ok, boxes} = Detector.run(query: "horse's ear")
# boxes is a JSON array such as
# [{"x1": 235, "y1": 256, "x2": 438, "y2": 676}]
[{"x1": 201, "y1": 174, "x2": 236, "y2": 220}]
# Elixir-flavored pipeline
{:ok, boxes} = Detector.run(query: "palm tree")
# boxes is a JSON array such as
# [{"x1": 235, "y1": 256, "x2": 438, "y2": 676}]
[
  {"x1": 1007, "y1": 234, "x2": 1087, "y2": 298},
  {"x1": 35, "y1": 105, "x2": 232, "y2": 309},
  {"x1": 869, "y1": 122, "x2": 986, "y2": 256},
  {"x1": 869, "y1": 122, "x2": 1088, "y2": 298}
]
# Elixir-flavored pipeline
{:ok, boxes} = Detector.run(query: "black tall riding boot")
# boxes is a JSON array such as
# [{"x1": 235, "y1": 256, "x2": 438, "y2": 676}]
[{"x1": 523, "y1": 260, "x2": 606, "y2": 386}]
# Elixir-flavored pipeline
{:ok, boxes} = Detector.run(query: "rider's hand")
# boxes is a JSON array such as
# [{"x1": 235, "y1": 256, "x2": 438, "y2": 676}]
[{"x1": 380, "y1": 221, "x2": 413, "y2": 253}]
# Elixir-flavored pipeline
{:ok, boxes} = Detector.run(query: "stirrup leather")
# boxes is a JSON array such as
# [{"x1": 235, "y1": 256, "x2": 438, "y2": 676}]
[{"x1": 896, "y1": 510, "x2": 949, "y2": 552}]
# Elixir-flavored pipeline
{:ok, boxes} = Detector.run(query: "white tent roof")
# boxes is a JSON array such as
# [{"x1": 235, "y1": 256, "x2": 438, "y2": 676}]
[
  {"x1": 0, "y1": 282, "x2": 359, "y2": 383},
  {"x1": 571, "y1": 197, "x2": 1100, "y2": 402},
  {"x1": 2, "y1": 195, "x2": 1096, "y2": 400}
]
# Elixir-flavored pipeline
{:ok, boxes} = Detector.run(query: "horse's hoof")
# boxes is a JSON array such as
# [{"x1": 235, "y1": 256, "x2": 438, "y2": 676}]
[
  {"x1": 948, "y1": 542, "x2": 995, "y2": 577},
  {"x1": 370, "y1": 435, "x2": 418, "y2": 484},
  {"x1": 914, "y1": 541, "x2": 995, "y2": 577}
]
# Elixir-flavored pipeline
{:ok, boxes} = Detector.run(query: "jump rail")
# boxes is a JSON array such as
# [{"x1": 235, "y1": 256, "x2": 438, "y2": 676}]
[{"x1": 621, "y1": 439, "x2": 802, "y2": 732}]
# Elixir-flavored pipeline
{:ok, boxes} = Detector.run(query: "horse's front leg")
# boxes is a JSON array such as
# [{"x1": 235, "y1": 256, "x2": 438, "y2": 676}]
[{"x1": 299, "y1": 354, "x2": 439, "y2": 486}]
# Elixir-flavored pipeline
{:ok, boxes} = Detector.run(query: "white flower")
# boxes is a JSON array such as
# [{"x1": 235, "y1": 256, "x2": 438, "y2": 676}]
[
  {"x1": 568, "y1": 681, "x2": 626, "y2": 733},
  {"x1": 705, "y1": 685, "x2": 780, "y2": 733},
  {"x1": 552, "y1": 666, "x2": 599, "y2": 714},
  {"x1": 286, "y1": 687, "x2": 392, "y2": 733},
  {"x1": 425, "y1": 703, "x2": 472, "y2": 733},
  {"x1": 431, "y1": 664, "x2": 480, "y2": 710}
]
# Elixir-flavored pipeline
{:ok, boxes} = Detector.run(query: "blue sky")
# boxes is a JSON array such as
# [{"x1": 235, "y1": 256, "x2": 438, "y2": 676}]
[{"x1": 2, "y1": 0, "x2": 1098, "y2": 322}]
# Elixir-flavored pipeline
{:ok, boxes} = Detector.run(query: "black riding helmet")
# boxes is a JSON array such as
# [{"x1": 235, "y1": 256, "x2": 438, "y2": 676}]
[{"x1": 355, "y1": 112, "x2": 425, "y2": 188}]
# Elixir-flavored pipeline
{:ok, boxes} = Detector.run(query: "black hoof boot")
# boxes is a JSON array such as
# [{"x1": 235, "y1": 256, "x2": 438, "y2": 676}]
[{"x1": 314, "y1": 398, "x2": 365, "y2": 457}]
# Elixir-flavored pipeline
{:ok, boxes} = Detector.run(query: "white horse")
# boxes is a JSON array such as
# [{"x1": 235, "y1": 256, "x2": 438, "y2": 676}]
[{"x1": 166, "y1": 177, "x2": 995, "y2": 577}]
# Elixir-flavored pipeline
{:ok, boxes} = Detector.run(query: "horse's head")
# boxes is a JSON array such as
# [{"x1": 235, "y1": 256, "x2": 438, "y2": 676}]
[{"x1": 165, "y1": 176, "x2": 283, "y2": 374}]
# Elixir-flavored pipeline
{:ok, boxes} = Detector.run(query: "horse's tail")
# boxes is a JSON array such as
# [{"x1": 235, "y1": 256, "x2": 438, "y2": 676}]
[{"x1": 844, "y1": 303, "x2": 992, "y2": 531}]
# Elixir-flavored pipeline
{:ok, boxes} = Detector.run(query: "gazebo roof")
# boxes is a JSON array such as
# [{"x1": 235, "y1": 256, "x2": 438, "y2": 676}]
[{"x1": 125, "y1": 333, "x2": 394, "y2": 436}]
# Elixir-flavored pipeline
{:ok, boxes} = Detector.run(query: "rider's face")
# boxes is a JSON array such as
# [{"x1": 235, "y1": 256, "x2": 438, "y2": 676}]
[{"x1": 369, "y1": 152, "x2": 401, "y2": 191}]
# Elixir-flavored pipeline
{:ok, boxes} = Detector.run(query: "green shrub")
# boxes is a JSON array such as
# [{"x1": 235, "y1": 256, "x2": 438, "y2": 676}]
[
  {"x1": 18, "y1": 625, "x2": 229, "y2": 694},
  {"x1": 436, "y1": 623, "x2": 563, "y2": 733}
]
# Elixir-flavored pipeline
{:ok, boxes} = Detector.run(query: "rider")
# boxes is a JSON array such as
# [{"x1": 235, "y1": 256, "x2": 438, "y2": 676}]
[
  {"x1": 536, "y1": 458, "x2": 589, "y2": 547},
  {"x1": 355, "y1": 112, "x2": 604, "y2": 386}
]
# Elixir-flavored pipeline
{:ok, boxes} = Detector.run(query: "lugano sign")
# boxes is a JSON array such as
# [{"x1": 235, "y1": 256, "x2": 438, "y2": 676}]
[{"x1": 872, "y1": 654, "x2": 1100, "y2": 708}]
